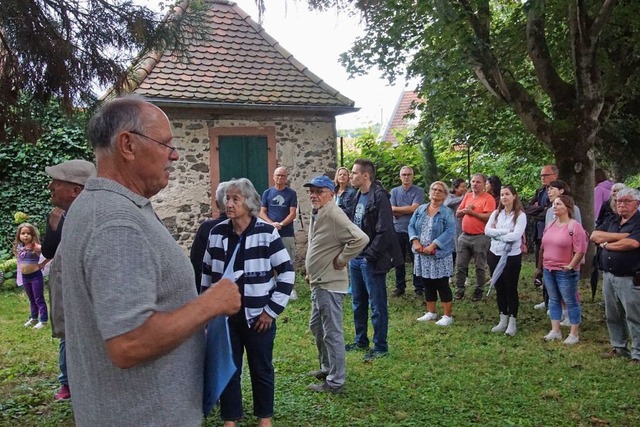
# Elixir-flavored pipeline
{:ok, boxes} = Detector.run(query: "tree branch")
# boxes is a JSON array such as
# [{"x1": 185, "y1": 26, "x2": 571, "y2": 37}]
[
  {"x1": 525, "y1": 0, "x2": 575, "y2": 115},
  {"x1": 590, "y1": 0, "x2": 616, "y2": 43}
]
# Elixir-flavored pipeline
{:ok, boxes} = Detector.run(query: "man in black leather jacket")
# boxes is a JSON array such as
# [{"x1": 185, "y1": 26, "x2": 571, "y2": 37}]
[{"x1": 345, "y1": 159, "x2": 402, "y2": 362}]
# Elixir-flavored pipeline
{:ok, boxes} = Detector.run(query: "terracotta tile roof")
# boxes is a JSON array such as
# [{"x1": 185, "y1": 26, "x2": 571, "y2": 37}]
[
  {"x1": 381, "y1": 90, "x2": 423, "y2": 144},
  {"x1": 129, "y1": 0, "x2": 356, "y2": 114}
]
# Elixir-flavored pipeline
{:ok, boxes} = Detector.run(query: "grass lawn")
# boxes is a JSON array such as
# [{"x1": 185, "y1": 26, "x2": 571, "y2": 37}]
[{"x1": 1, "y1": 257, "x2": 639, "y2": 426}]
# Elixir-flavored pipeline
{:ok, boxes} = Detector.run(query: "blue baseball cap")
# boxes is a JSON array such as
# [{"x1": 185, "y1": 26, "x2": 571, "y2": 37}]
[{"x1": 303, "y1": 175, "x2": 335, "y2": 192}]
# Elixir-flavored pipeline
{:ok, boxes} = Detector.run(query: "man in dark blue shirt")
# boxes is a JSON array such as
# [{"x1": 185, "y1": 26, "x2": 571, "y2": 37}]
[
  {"x1": 591, "y1": 187, "x2": 640, "y2": 363},
  {"x1": 260, "y1": 166, "x2": 298, "y2": 299}
]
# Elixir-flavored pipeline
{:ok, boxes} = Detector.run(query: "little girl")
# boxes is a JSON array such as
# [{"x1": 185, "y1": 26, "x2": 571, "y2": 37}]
[{"x1": 13, "y1": 223, "x2": 48, "y2": 329}]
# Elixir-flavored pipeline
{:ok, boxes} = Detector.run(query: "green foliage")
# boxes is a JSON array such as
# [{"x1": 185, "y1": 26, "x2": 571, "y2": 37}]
[
  {"x1": 0, "y1": 100, "x2": 93, "y2": 250},
  {"x1": 343, "y1": 130, "x2": 425, "y2": 190},
  {"x1": 0, "y1": 0, "x2": 211, "y2": 142},
  {"x1": 310, "y1": 0, "x2": 640, "y2": 207}
]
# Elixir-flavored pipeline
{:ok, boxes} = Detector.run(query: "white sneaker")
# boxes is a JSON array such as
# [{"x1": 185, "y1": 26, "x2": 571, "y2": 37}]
[
  {"x1": 33, "y1": 321, "x2": 47, "y2": 330},
  {"x1": 24, "y1": 318, "x2": 37, "y2": 327},
  {"x1": 543, "y1": 330, "x2": 562, "y2": 341},
  {"x1": 289, "y1": 289, "x2": 298, "y2": 301},
  {"x1": 563, "y1": 334, "x2": 579, "y2": 345},
  {"x1": 435, "y1": 315, "x2": 453, "y2": 326},
  {"x1": 534, "y1": 302, "x2": 546, "y2": 310},
  {"x1": 560, "y1": 317, "x2": 571, "y2": 327},
  {"x1": 417, "y1": 312, "x2": 438, "y2": 322}
]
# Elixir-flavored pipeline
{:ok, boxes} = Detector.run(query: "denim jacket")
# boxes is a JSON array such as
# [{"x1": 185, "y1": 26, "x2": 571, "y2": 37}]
[{"x1": 408, "y1": 202, "x2": 456, "y2": 259}]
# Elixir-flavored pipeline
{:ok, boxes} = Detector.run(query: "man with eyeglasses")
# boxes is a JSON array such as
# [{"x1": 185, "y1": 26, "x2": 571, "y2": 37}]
[
  {"x1": 390, "y1": 166, "x2": 424, "y2": 297},
  {"x1": 259, "y1": 167, "x2": 299, "y2": 299},
  {"x1": 57, "y1": 95, "x2": 241, "y2": 426},
  {"x1": 525, "y1": 164, "x2": 559, "y2": 310},
  {"x1": 303, "y1": 176, "x2": 368, "y2": 393},
  {"x1": 591, "y1": 187, "x2": 640, "y2": 363}
]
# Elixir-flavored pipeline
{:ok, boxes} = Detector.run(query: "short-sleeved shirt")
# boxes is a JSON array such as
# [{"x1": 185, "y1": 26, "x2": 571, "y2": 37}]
[
  {"x1": 541, "y1": 220, "x2": 588, "y2": 271},
  {"x1": 353, "y1": 192, "x2": 369, "y2": 230},
  {"x1": 597, "y1": 211, "x2": 640, "y2": 277},
  {"x1": 261, "y1": 187, "x2": 298, "y2": 237},
  {"x1": 459, "y1": 192, "x2": 496, "y2": 234},
  {"x1": 59, "y1": 178, "x2": 203, "y2": 426},
  {"x1": 390, "y1": 185, "x2": 424, "y2": 233}
]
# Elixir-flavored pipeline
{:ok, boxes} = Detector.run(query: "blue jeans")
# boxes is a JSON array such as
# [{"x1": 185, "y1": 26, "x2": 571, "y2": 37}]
[
  {"x1": 350, "y1": 258, "x2": 388, "y2": 352},
  {"x1": 58, "y1": 338, "x2": 68, "y2": 386},
  {"x1": 220, "y1": 312, "x2": 276, "y2": 420},
  {"x1": 543, "y1": 269, "x2": 581, "y2": 324}
]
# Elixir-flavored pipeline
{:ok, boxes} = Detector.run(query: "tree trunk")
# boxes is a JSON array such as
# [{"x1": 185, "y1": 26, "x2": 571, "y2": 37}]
[{"x1": 553, "y1": 132, "x2": 595, "y2": 278}]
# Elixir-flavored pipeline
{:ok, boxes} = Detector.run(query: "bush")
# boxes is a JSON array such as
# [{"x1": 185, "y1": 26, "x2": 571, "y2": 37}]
[{"x1": 0, "y1": 102, "x2": 93, "y2": 250}]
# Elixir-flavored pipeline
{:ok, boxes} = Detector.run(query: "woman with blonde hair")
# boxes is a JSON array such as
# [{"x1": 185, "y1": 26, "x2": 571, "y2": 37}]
[
  {"x1": 410, "y1": 181, "x2": 457, "y2": 326},
  {"x1": 334, "y1": 166, "x2": 356, "y2": 214}
]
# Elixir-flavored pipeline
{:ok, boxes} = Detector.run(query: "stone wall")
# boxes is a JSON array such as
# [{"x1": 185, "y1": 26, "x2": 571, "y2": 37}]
[{"x1": 152, "y1": 111, "x2": 338, "y2": 264}]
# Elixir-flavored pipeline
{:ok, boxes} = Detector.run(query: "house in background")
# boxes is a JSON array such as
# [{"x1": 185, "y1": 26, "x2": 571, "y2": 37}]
[
  {"x1": 380, "y1": 90, "x2": 423, "y2": 144},
  {"x1": 126, "y1": 0, "x2": 357, "y2": 249}
]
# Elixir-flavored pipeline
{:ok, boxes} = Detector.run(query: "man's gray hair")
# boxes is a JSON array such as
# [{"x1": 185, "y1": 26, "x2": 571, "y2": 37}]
[
  {"x1": 87, "y1": 95, "x2": 148, "y2": 153},
  {"x1": 226, "y1": 178, "x2": 261, "y2": 217},
  {"x1": 617, "y1": 187, "x2": 640, "y2": 201},
  {"x1": 215, "y1": 181, "x2": 229, "y2": 210}
]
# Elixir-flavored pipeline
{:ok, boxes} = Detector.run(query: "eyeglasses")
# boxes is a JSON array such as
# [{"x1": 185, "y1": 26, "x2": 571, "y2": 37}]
[
  {"x1": 401, "y1": 174, "x2": 413, "y2": 177},
  {"x1": 616, "y1": 199, "x2": 638, "y2": 205},
  {"x1": 307, "y1": 189, "x2": 330, "y2": 195},
  {"x1": 540, "y1": 173, "x2": 556, "y2": 178},
  {"x1": 129, "y1": 130, "x2": 177, "y2": 155}
]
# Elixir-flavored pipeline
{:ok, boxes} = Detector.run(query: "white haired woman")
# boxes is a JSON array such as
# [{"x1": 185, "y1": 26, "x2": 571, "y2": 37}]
[{"x1": 202, "y1": 178, "x2": 295, "y2": 427}]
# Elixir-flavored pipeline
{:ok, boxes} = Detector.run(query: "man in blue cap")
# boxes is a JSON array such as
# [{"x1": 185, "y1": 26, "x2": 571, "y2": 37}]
[{"x1": 304, "y1": 175, "x2": 369, "y2": 393}]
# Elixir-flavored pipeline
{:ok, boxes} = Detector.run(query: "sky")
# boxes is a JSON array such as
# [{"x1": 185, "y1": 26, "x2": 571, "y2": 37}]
[{"x1": 224, "y1": 1, "x2": 408, "y2": 130}]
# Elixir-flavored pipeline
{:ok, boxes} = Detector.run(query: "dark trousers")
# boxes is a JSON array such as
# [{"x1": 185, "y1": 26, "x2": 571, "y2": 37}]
[
  {"x1": 421, "y1": 276, "x2": 453, "y2": 303},
  {"x1": 394, "y1": 231, "x2": 422, "y2": 293},
  {"x1": 488, "y1": 251, "x2": 522, "y2": 317},
  {"x1": 220, "y1": 312, "x2": 276, "y2": 420}
]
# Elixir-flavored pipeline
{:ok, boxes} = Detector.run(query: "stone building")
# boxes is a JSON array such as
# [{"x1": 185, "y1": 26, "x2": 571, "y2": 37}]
[{"x1": 127, "y1": 0, "x2": 356, "y2": 252}]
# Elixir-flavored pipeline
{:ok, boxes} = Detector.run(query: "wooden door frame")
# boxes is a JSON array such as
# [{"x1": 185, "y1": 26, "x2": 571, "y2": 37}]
[{"x1": 209, "y1": 126, "x2": 277, "y2": 216}]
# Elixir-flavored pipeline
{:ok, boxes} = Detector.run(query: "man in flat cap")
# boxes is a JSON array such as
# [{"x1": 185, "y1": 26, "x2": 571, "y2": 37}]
[
  {"x1": 41, "y1": 158, "x2": 96, "y2": 402},
  {"x1": 304, "y1": 175, "x2": 369, "y2": 393}
]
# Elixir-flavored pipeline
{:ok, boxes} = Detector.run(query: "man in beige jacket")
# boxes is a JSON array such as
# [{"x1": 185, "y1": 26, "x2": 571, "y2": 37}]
[{"x1": 304, "y1": 175, "x2": 369, "y2": 393}]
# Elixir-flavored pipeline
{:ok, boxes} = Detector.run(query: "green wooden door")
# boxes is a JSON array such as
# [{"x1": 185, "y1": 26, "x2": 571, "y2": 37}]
[{"x1": 218, "y1": 136, "x2": 269, "y2": 194}]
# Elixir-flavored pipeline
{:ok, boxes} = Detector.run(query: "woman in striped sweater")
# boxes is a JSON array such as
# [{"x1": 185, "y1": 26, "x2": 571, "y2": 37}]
[{"x1": 202, "y1": 178, "x2": 295, "y2": 427}]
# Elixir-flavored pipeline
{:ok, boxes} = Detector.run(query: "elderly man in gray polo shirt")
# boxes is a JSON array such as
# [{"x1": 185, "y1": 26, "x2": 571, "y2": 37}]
[
  {"x1": 58, "y1": 96, "x2": 241, "y2": 427},
  {"x1": 390, "y1": 166, "x2": 424, "y2": 297}
]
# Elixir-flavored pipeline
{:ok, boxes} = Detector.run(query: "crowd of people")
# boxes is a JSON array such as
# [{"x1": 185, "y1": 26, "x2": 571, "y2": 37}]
[{"x1": 13, "y1": 95, "x2": 640, "y2": 426}]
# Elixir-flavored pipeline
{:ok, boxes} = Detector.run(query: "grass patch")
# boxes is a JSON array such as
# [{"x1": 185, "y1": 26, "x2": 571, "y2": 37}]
[{"x1": 2, "y1": 257, "x2": 639, "y2": 426}]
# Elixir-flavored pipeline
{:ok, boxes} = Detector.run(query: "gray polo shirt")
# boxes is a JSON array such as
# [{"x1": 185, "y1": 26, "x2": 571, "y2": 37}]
[
  {"x1": 59, "y1": 178, "x2": 203, "y2": 427},
  {"x1": 390, "y1": 184, "x2": 424, "y2": 233}
]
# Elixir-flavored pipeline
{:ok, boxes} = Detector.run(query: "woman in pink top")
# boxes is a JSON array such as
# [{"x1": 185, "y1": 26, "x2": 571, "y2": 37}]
[{"x1": 539, "y1": 195, "x2": 587, "y2": 345}]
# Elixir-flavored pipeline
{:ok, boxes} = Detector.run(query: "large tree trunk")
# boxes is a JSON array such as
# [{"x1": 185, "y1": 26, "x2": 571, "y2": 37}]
[{"x1": 553, "y1": 132, "x2": 596, "y2": 278}]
